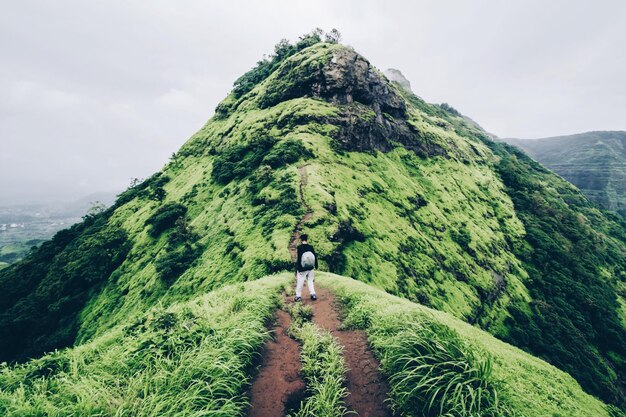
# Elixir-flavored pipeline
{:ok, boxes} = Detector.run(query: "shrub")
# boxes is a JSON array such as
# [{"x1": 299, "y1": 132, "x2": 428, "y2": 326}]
[
  {"x1": 115, "y1": 173, "x2": 170, "y2": 205},
  {"x1": 168, "y1": 217, "x2": 199, "y2": 246},
  {"x1": 146, "y1": 203, "x2": 188, "y2": 238},
  {"x1": 151, "y1": 209, "x2": 202, "y2": 284},
  {"x1": 232, "y1": 30, "x2": 325, "y2": 99},
  {"x1": 155, "y1": 243, "x2": 200, "y2": 285},
  {"x1": 451, "y1": 226, "x2": 472, "y2": 251},
  {"x1": 262, "y1": 138, "x2": 313, "y2": 168},
  {"x1": 213, "y1": 138, "x2": 310, "y2": 187},
  {"x1": 211, "y1": 136, "x2": 276, "y2": 184},
  {"x1": 440, "y1": 103, "x2": 461, "y2": 117}
]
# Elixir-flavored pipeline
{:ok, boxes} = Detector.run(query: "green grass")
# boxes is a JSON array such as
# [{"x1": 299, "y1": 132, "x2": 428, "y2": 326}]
[
  {"x1": 285, "y1": 302, "x2": 349, "y2": 417},
  {"x1": 379, "y1": 322, "x2": 506, "y2": 417},
  {"x1": 0, "y1": 271, "x2": 617, "y2": 416},
  {"x1": 0, "y1": 274, "x2": 289, "y2": 417},
  {"x1": 316, "y1": 272, "x2": 610, "y2": 417}
]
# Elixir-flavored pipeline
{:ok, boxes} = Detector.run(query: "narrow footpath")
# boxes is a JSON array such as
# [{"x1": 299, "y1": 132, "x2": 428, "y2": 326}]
[
  {"x1": 247, "y1": 309, "x2": 305, "y2": 417},
  {"x1": 288, "y1": 165, "x2": 313, "y2": 263}
]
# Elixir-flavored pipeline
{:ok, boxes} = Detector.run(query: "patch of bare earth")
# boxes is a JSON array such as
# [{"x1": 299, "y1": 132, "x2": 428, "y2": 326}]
[{"x1": 247, "y1": 309, "x2": 305, "y2": 417}]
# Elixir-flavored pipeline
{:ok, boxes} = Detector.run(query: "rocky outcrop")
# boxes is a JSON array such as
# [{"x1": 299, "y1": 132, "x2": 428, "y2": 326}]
[
  {"x1": 261, "y1": 46, "x2": 446, "y2": 157},
  {"x1": 318, "y1": 49, "x2": 407, "y2": 118}
]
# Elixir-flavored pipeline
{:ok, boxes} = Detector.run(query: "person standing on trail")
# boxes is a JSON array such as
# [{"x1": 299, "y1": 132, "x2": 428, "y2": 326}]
[{"x1": 295, "y1": 234, "x2": 317, "y2": 302}]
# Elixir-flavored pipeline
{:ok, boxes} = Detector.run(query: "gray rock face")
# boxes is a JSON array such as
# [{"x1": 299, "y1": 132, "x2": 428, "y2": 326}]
[
  {"x1": 320, "y1": 49, "x2": 407, "y2": 118},
  {"x1": 260, "y1": 46, "x2": 445, "y2": 157},
  {"x1": 384, "y1": 68, "x2": 412, "y2": 92},
  {"x1": 322, "y1": 49, "x2": 445, "y2": 157}
]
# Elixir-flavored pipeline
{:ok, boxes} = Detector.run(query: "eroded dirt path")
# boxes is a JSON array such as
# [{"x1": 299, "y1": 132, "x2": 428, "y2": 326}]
[
  {"x1": 247, "y1": 309, "x2": 305, "y2": 417},
  {"x1": 288, "y1": 165, "x2": 313, "y2": 263},
  {"x1": 308, "y1": 287, "x2": 394, "y2": 417},
  {"x1": 251, "y1": 161, "x2": 392, "y2": 416}
]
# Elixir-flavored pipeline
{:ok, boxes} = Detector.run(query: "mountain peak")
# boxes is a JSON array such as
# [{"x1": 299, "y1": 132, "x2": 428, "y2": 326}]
[
  {"x1": 210, "y1": 41, "x2": 447, "y2": 158},
  {"x1": 254, "y1": 43, "x2": 407, "y2": 117}
]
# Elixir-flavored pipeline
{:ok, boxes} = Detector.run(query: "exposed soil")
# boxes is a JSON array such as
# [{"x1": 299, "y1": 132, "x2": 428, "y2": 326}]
[
  {"x1": 247, "y1": 309, "x2": 305, "y2": 417},
  {"x1": 308, "y1": 287, "x2": 394, "y2": 417},
  {"x1": 288, "y1": 165, "x2": 313, "y2": 262}
]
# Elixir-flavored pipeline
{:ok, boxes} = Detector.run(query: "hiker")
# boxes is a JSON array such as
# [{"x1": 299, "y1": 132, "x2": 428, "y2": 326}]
[{"x1": 295, "y1": 234, "x2": 318, "y2": 302}]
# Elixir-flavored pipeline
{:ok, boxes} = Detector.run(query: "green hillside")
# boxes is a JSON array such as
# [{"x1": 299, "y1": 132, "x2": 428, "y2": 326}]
[
  {"x1": 0, "y1": 32, "x2": 625, "y2": 411},
  {"x1": 0, "y1": 273, "x2": 614, "y2": 417},
  {"x1": 504, "y1": 131, "x2": 626, "y2": 218}
]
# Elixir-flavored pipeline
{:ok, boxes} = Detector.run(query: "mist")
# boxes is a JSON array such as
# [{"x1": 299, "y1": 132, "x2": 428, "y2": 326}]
[{"x1": 1, "y1": 0, "x2": 625, "y2": 204}]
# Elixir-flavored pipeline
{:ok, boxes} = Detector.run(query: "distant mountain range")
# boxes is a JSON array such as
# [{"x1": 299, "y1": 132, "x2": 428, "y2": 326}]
[
  {"x1": 0, "y1": 191, "x2": 118, "y2": 265},
  {"x1": 504, "y1": 131, "x2": 626, "y2": 218}
]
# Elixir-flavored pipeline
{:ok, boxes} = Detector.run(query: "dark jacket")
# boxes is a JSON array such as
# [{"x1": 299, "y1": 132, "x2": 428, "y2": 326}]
[{"x1": 296, "y1": 243, "x2": 318, "y2": 272}]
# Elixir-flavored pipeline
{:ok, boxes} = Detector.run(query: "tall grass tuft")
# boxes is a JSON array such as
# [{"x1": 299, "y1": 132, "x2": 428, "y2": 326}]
[
  {"x1": 339, "y1": 292, "x2": 513, "y2": 417},
  {"x1": 374, "y1": 318, "x2": 506, "y2": 416}
]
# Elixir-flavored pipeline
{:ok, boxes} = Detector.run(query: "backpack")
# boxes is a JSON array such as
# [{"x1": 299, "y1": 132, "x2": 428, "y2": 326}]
[{"x1": 301, "y1": 251, "x2": 316, "y2": 269}]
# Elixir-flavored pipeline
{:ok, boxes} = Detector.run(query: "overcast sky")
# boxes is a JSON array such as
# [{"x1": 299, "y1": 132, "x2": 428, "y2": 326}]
[{"x1": 1, "y1": 0, "x2": 625, "y2": 204}]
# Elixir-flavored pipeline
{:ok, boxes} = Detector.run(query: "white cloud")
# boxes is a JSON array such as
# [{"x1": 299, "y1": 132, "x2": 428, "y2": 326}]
[
  {"x1": 8, "y1": 80, "x2": 81, "y2": 110},
  {"x1": 156, "y1": 88, "x2": 197, "y2": 110},
  {"x1": 0, "y1": 0, "x2": 625, "y2": 203}
]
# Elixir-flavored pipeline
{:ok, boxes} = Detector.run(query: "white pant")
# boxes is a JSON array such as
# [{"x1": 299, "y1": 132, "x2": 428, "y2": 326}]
[{"x1": 296, "y1": 270, "x2": 315, "y2": 298}]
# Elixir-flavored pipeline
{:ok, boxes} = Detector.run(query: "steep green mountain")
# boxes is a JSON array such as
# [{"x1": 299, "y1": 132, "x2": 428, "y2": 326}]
[
  {"x1": 504, "y1": 131, "x2": 626, "y2": 218},
  {"x1": 1, "y1": 33, "x2": 625, "y2": 410}
]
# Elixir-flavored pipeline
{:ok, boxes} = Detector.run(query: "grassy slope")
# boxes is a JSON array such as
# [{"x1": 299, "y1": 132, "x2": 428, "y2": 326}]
[
  {"x1": 317, "y1": 272, "x2": 609, "y2": 417},
  {"x1": 0, "y1": 274, "x2": 286, "y2": 416},
  {"x1": 300, "y1": 138, "x2": 531, "y2": 327},
  {"x1": 0, "y1": 272, "x2": 611, "y2": 417}
]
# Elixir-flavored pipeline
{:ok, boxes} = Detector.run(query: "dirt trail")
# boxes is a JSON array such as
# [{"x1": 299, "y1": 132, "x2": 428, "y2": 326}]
[
  {"x1": 288, "y1": 165, "x2": 313, "y2": 262},
  {"x1": 307, "y1": 287, "x2": 393, "y2": 417},
  {"x1": 250, "y1": 162, "x2": 392, "y2": 416},
  {"x1": 247, "y1": 309, "x2": 305, "y2": 417}
]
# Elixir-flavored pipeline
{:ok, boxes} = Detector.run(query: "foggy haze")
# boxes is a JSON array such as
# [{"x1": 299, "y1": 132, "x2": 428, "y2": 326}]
[{"x1": 1, "y1": 0, "x2": 625, "y2": 204}]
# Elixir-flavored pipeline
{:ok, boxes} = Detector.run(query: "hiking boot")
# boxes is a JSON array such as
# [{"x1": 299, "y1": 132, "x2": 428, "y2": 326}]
[
  {"x1": 294, "y1": 296, "x2": 302, "y2": 302},
  {"x1": 310, "y1": 294, "x2": 317, "y2": 301}
]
